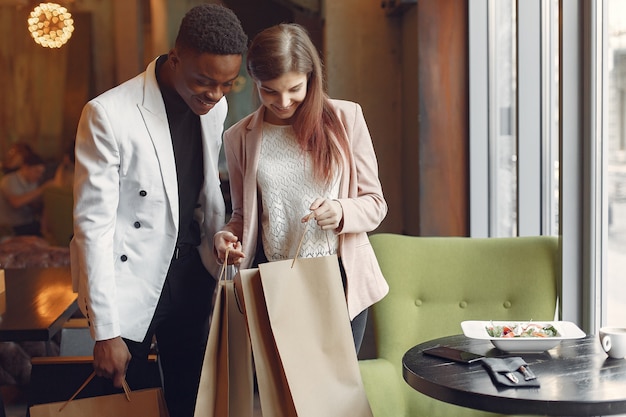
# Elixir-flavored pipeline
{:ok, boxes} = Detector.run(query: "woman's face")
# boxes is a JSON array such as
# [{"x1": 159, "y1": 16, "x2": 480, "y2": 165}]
[{"x1": 256, "y1": 71, "x2": 308, "y2": 125}]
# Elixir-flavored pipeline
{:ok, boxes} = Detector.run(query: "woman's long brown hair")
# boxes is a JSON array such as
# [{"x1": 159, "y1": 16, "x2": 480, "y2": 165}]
[{"x1": 247, "y1": 23, "x2": 350, "y2": 185}]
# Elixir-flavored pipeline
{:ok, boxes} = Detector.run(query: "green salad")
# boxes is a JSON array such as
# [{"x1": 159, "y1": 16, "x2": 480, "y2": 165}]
[{"x1": 486, "y1": 322, "x2": 559, "y2": 338}]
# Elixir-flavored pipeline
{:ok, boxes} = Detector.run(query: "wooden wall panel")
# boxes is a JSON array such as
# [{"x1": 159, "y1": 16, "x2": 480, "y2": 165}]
[
  {"x1": 0, "y1": 7, "x2": 21, "y2": 154},
  {"x1": 0, "y1": 6, "x2": 96, "y2": 161},
  {"x1": 401, "y1": 7, "x2": 420, "y2": 235},
  {"x1": 325, "y1": 0, "x2": 404, "y2": 234},
  {"x1": 416, "y1": 0, "x2": 469, "y2": 236},
  {"x1": 0, "y1": 6, "x2": 68, "y2": 159},
  {"x1": 62, "y1": 12, "x2": 93, "y2": 146}
]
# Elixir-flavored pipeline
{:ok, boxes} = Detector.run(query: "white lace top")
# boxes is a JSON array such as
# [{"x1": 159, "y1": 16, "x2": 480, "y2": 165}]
[{"x1": 257, "y1": 123, "x2": 340, "y2": 261}]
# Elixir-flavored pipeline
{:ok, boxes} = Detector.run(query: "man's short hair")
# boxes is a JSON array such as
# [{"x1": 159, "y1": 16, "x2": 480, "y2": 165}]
[{"x1": 175, "y1": 4, "x2": 248, "y2": 55}]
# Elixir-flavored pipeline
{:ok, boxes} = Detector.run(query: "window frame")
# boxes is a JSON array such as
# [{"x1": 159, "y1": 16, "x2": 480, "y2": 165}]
[{"x1": 469, "y1": 0, "x2": 598, "y2": 332}]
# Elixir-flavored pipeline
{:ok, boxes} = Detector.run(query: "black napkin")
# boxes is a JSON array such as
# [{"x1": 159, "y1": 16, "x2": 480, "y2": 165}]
[{"x1": 481, "y1": 357, "x2": 540, "y2": 388}]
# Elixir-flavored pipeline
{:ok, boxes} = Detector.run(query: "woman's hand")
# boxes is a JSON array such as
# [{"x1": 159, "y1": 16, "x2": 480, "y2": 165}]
[
  {"x1": 304, "y1": 198, "x2": 344, "y2": 232},
  {"x1": 214, "y1": 231, "x2": 245, "y2": 265}
]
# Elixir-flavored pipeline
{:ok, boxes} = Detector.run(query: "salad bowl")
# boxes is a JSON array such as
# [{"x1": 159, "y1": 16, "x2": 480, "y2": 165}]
[{"x1": 461, "y1": 320, "x2": 586, "y2": 352}]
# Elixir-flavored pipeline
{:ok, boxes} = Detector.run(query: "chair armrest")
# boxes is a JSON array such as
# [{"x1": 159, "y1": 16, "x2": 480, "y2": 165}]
[{"x1": 359, "y1": 358, "x2": 406, "y2": 417}]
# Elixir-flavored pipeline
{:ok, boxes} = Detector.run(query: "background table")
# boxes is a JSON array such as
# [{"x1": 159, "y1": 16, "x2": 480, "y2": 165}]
[
  {"x1": 403, "y1": 334, "x2": 626, "y2": 416},
  {"x1": 0, "y1": 266, "x2": 77, "y2": 343}
]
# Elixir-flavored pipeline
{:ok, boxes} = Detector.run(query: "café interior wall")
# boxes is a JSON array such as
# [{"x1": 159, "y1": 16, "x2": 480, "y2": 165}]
[
  {"x1": 324, "y1": 0, "x2": 407, "y2": 234},
  {"x1": 0, "y1": 0, "x2": 410, "y2": 234},
  {"x1": 0, "y1": 0, "x2": 114, "y2": 161}
]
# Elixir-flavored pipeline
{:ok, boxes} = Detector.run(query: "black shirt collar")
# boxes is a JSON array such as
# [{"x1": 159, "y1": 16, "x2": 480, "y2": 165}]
[{"x1": 156, "y1": 54, "x2": 189, "y2": 115}]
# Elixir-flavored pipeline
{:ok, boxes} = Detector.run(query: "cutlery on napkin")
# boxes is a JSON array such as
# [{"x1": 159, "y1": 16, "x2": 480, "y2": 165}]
[{"x1": 481, "y1": 357, "x2": 540, "y2": 388}]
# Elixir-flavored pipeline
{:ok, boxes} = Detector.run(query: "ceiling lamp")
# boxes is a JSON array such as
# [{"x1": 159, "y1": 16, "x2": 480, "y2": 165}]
[{"x1": 27, "y1": 2, "x2": 74, "y2": 49}]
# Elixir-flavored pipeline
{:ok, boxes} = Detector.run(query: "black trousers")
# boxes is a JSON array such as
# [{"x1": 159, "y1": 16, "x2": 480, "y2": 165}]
[
  {"x1": 338, "y1": 258, "x2": 368, "y2": 353},
  {"x1": 124, "y1": 248, "x2": 216, "y2": 417}
]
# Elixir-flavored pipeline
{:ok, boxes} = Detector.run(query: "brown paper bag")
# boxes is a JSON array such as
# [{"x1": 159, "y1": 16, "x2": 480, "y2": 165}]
[
  {"x1": 29, "y1": 373, "x2": 169, "y2": 417},
  {"x1": 238, "y1": 268, "x2": 298, "y2": 417},
  {"x1": 238, "y1": 254, "x2": 373, "y2": 417},
  {"x1": 194, "y1": 266, "x2": 254, "y2": 417}
]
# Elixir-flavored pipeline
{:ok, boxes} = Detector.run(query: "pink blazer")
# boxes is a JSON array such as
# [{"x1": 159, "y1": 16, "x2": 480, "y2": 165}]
[{"x1": 222, "y1": 99, "x2": 388, "y2": 319}]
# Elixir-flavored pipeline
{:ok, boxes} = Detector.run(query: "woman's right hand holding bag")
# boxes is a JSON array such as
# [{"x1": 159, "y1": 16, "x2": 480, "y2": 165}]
[{"x1": 214, "y1": 231, "x2": 245, "y2": 265}]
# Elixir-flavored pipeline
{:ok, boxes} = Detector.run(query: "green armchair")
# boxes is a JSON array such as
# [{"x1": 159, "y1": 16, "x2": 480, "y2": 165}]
[{"x1": 360, "y1": 234, "x2": 559, "y2": 417}]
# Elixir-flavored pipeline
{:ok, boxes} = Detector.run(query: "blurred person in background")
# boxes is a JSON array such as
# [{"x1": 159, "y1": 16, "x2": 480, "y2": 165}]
[
  {"x1": 0, "y1": 152, "x2": 52, "y2": 236},
  {"x1": 1, "y1": 142, "x2": 35, "y2": 175}
]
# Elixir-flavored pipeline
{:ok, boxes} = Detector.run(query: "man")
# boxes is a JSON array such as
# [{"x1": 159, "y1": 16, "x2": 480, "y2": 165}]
[
  {"x1": 0, "y1": 151, "x2": 50, "y2": 236},
  {"x1": 70, "y1": 5, "x2": 247, "y2": 416}
]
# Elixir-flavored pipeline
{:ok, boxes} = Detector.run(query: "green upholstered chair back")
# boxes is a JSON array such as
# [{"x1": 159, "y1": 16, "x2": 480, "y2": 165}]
[{"x1": 360, "y1": 234, "x2": 560, "y2": 417}]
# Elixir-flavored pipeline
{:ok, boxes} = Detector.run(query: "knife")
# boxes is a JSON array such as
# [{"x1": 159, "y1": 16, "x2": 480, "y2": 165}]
[
  {"x1": 518, "y1": 365, "x2": 536, "y2": 381},
  {"x1": 504, "y1": 372, "x2": 519, "y2": 384}
]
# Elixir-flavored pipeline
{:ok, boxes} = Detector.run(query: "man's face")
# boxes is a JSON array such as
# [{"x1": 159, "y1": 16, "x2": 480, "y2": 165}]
[{"x1": 168, "y1": 48, "x2": 242, "y2": 115}]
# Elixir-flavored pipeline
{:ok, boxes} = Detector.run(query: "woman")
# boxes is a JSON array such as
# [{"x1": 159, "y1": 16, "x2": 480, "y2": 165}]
[{"x1": 214, "y1": 23, "x2": 388, "y2": 352}]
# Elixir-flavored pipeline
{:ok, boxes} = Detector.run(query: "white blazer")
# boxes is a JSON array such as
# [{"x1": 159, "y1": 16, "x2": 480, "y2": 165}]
[{"x1": 70, "y1": 58, "x2": 226, "y2": 342}]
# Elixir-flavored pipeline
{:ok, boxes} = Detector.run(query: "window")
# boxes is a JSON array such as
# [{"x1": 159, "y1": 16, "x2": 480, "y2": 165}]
[
  {"x1": 603, "y1": 0, "x2": 626, "y2": 326},
  {"x1": 472, "y1": 0, "x2": 626, "y2": 332},
  {"x1": 488, "y1": 0, "x2": 517, "y2": 237},
  {"x1": 470, "y1": 1, "x2": 559, "y2": 238}
]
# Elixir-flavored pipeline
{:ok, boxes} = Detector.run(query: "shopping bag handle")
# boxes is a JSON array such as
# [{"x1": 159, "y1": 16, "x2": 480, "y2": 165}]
[
  {"x1": 291, "y1": 213, "x2": 331, "y2": 268},
  {"x1": 220, "y1": 246, "x2": 246, "y2": 314},
  {"x1": 58, "y1": 371, "x2": 132, "y2": 412},
  {"x1": 218, "y1": 247, "x2": 231, "y2": 281}
]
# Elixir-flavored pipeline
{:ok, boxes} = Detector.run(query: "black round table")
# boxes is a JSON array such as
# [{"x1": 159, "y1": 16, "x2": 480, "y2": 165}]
[{"x1": 403, "y1": 334, "x2": 626, "y2": 416}]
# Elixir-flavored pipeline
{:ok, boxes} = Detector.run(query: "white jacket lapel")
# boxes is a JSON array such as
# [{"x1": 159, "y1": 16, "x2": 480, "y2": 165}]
[{"x1": 138, "y1": 58, "x2": 179, "y2": 229}]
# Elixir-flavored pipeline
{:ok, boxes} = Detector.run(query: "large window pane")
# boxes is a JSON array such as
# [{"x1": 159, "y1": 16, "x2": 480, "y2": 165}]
[
  {"x1": 489, "y1": 0, "x2": 517, "y2": 236},
  {"x1": 543, "y1": 0, "x2": 560, "y2": 236},
  {"x1": 605, "y1": 0, "x2": 626, "y2": 326}
]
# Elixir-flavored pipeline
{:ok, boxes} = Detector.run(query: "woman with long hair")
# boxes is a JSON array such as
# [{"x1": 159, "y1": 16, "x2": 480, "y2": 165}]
[{"x1": 214, "y1": 23, "x2": 388, "y2": 352}]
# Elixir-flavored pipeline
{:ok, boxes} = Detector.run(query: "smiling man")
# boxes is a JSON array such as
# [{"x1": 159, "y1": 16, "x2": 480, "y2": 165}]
[{"x1": 70, "y1": 5, "x2": 247, "y2": 417}]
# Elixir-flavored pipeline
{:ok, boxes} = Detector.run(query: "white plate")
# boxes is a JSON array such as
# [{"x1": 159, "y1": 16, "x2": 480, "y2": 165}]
[{"x1": 461, "y1": 320, "x2": 586, "y2": 352}]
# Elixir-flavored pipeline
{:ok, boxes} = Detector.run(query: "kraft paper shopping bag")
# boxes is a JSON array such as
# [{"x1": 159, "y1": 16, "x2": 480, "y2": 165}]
[
  {"x1": 237, "y1": 268, "x2": 298, "y2": 417},
  {"x1": 29, "y1": 372, "x2": 169, "y2": 417},
  {"x1": 194, "y1": 262, "x2": 253, "y2": 417},
  {"x1": 237, "y1": 255, "x2": 373, "y2": 417},
  {"x1": 259, "y1": 255, "x2": 373, "y2": 417}
]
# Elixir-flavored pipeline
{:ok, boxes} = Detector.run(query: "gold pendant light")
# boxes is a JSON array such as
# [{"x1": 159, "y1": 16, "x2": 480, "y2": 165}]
[{"x1": 27, "y1": 2, "x2": 74, "y2": 49}]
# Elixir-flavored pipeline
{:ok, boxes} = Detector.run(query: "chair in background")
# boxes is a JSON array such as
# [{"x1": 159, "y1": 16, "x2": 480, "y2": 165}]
[
  {"x1": 41, "y1": 185, "x2": 73, "y2": 247},
  {"x1": 359, "y1": 234, "x2": 559, "y2": 417}
]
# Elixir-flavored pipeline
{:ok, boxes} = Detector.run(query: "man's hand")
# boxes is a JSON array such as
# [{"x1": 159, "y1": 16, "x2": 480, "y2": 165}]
[{"x1": 93, "y1": 337, "x2": 131, "y2": 388}]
